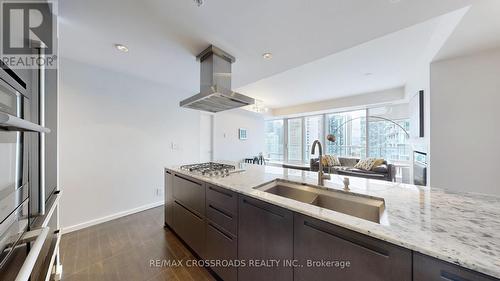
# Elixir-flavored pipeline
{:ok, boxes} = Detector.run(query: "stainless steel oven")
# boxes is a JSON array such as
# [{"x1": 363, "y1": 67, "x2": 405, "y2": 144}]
[
  {"x1": 0, "y1": 73, "x2": 30, "y2": 269},
  {"x1": 0, "y1": 63, "x2": 50, "y2": 276}
]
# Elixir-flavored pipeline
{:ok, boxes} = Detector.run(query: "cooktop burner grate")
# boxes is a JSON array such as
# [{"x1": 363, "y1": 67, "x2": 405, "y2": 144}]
[{"x1": 180, "y1": 162, "x2": 236, "y2": 177}]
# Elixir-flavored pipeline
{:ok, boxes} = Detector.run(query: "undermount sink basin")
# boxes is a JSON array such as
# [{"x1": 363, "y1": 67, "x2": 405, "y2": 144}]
[{"x1": 255, "y1": 180, "x2": 385, "y2": 223}]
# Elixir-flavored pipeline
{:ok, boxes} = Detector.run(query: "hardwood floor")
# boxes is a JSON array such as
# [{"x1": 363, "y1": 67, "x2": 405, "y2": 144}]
[{"x1": 60, "y1": 206, "x2": 215, "y2": 281}]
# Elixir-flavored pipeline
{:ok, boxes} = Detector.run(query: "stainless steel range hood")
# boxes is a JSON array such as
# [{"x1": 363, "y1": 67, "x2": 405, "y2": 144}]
[{"x1": 180, "y1": 45, "x2": 255, "y2": 113}]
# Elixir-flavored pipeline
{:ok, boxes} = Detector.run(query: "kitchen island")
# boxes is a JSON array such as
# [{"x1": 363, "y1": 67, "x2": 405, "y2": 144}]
[{"x1": 165, "y1": 163, "x2": 500, "y2": 281}]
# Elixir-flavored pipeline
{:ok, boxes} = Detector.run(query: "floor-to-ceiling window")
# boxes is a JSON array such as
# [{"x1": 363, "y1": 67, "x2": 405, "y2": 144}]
[
  {"x1": 325, "y1": 110, "x2": 366, "y2": 158},
  {"x1": 264, "y1": 119, "x2": 284, "y2": 161},
  {"x1": 287, "y1": 118, "x2": 303, "y2": 163},
  {"x1": 304, "y1": 115, "x2": 323, "y2": 162},
  {"x1": 264, "y1": 105, "x2": 410, "y2": 165},
  {"x1": 368, "y1": 118, "x2": 410, "y2": 161}
]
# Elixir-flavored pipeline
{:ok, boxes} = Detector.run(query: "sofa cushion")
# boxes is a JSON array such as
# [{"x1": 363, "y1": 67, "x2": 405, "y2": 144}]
[
  {"x1": 338, "y1": 157, "x2": 359, "y2": 167},
  {"x1": 339, "y1": 168, "x2": 385, "y2": 178},
  {"x1": 354, "y1": 158, "x2": 379, "y2": 171},
  {"x1": 372, "y1": 164, "x2": 388, "y2": 173},
  {"x1": 346, "y1": 168, "x2": 378, "y2": 175}
]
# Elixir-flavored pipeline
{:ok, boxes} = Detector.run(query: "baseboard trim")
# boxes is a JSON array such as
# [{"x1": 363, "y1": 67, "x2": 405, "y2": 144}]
[{"x1": 62, "y1": 201, "x2": 164, "y2": 234}]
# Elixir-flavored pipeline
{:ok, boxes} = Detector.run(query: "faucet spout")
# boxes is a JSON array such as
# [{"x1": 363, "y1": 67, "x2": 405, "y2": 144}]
[
  {"x1": 311, "y1": 140, "x2": 329, "y2": 186},
  {"x1": 311, "y1": 140, "x2": 322, "y2": 155}
]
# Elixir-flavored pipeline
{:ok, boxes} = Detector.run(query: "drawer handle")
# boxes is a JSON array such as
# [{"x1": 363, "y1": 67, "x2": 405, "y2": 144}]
[
  {"x1": 175, "y1": 174, "x2": 201, "y2": 186},
  {"x1": 208, "y1": 222, "x2": 233, "y2": 241},
  {"x1": 208, "y1": 185, "x2": 233, "y2": 198},
  {"x1": 174, "y1": 200, "x2": 203, "y2": 220},
  {"x1": 242, "y1": 198, "x2": 284, "y2": 219},
  {"x1": 209, "y1": 204, "x2": 233, "y2": 220},
  {"x1": 304, "y1": 220, "x2": 389, "y2": 258},
  {"x1": 440, "y1": 271, "x2": 471, "y2": 281},
  {"x1": 166, "y1": 170, "x2": 172, "y2": 175}
]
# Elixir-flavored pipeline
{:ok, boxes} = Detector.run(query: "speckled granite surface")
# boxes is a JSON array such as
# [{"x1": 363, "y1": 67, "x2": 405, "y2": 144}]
[{"x1": 167, "y1": 163, "x2": 500, "y2": 279}]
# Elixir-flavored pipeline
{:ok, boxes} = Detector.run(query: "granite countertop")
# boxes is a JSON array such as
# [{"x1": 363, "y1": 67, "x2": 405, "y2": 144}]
[{"x1": 167, "y1": 163, "x2": 500, "y2": 279}]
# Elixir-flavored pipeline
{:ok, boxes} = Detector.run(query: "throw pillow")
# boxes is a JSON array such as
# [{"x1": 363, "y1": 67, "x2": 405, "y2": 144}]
[
  {"x1": 329, "y1": 155, "x2": 341, "y2": 166},
  {"x1": 321, "y1": 155, "x2": 341, "y2": 166},
  {"x1": 371, "y1": 158, "x2": 385, "y2": 170},
  {"x1": 321, "y1": 155, "x2": 331, "y2": 166},
  {"x1": 354, "y1": 158, "x2": 378, "y2": 171}
]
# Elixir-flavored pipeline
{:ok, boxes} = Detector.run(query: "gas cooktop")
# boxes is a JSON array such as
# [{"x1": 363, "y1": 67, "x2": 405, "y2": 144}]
[{"x1": 180, "y1": 162, "x2": 236, "y2": 177}]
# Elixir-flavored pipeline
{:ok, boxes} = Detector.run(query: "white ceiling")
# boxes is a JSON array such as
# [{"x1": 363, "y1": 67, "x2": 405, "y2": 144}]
[
  {"x1": 237, "y1": 8, "x2": 468, "y2": 109},
  {"x1": 60, "y1": 0, "x2": 473, "y2": 101},
  {"x1": 434, "y1": 0, "x2": 500, "y2": 61}
]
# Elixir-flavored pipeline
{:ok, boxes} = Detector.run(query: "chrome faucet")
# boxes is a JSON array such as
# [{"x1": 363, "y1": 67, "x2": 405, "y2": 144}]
[{"x1": 311, "y1": 140, "x2": 331, "y2": 186}]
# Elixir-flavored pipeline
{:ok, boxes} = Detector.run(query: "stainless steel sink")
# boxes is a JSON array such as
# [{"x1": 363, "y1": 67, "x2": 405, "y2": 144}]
[{"x1": 255, "y1": 180, "x2": 385, "y2": 223}]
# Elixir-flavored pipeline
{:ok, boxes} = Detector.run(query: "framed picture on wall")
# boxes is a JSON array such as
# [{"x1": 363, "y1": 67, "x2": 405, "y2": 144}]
[{"x1": 239, "y1": 128, "x2": 247, "y2": 140}]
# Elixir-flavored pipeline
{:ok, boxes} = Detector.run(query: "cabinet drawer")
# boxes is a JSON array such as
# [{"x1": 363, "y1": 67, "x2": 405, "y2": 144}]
[
  {"x1": 173, "y1": 174, "x2": 205, "y2": 216},
  {"x1": 206, "y1": 202, "x2": 237, "y2": 236},
  {"x1": 238, "y1": 195, "x2": 293, "y2": 281},
  {"x1": 206, "y1": 184, "x2": 237, "y2": 213},
  {"x1": 294, "y1": 213, "x2": 411, "y2": 281},
  {"x1": 172, "y1": 201, "x2": 205, "y2": 257},
  {"x1": 206, "y1": 222, "x2": 237, "y2": 281},
  {"x1": 413, "y1": 252, "x2": 499, "y2": 281}
]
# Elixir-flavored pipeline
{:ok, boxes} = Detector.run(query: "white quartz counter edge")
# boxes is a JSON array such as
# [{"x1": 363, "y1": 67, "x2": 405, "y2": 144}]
[{"x1": 167, "y1": 167, "x2": 500, "y2": 279}]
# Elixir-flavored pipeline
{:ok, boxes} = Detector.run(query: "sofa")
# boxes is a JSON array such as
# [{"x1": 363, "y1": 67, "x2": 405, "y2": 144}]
[{"x1": 310, "y1": 157, "x2": 395, "y2": 182}]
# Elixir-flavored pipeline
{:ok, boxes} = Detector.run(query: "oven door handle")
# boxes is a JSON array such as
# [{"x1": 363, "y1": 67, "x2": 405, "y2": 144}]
[
  {"x1": 0, "y1": 112, "x2": 50, "y2": 133},
  {"x1": 14, "y1": 227, "x2": 50, "y2": 281}
]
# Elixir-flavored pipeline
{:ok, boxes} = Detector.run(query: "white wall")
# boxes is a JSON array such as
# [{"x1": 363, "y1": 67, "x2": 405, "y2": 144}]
[
  {"x1": 59, "y1": 58, "x2": 201, "y2": 230},
  {"x1": 430, "y1": 48, "x2": 500, "y2": 195},
  {"x1": 213, "y1": 109, "x2": 265, "y2": 162},
  {"x1": 405, "y1": 64, "x2": 431, "y2": 185}
]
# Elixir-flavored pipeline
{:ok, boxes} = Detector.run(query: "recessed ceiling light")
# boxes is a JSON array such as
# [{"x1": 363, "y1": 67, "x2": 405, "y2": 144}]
[
  {"x1": 262, "y1": 53, "x2": 273, "y2": 60},
  {"x1": 114, "y1": 44, "x2": 129, "y2": 53}
]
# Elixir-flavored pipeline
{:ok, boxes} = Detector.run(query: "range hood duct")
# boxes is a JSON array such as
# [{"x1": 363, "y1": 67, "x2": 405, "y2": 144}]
[{"x1": 180, "y1": 45, "x2": 255, "y2": 113}]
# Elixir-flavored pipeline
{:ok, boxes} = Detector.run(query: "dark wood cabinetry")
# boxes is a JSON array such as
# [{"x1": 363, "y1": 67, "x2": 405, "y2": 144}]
[
  {"x1": 294, "y1": 213, "x2": 411, "y2": 281},
  {"x1": 164, "y1": 170, "x2": 174, "y2": 226},
  {"x1": 206, "y1": 221, "x2": 238, "y2": 281},
  {"x1": 413, "y1": 252, "x2": 498, "y2": 281},
  {"x1": 173, "y1": 174, "x2": 205, "y2": 216},
  {"x1": 169, "y1": 173, "x2": 206, "y2": 257},
  {"x1": 238, "y1": 195, "x2": 293, "y2": 281},
  {"x1": 206, "y1": 184, "x2": 238, "y2": 236},
  {"x1": 172, "y1": 200, "x2": 205, "y2": 257},
  {"x1": 205, "y1": 184, "x2": 238, "y2": 281}
]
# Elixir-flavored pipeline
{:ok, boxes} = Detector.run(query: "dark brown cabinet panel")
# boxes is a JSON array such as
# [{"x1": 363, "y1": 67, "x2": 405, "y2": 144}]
[
  {"x1": 206, "y1": 222, "x2": 238, "y2": 281},
  {"x1": 173, "y1": 174, "x2": 205, "y2": 216},
  {"x1": 164, "y1": 170, "x2": 174, "y2": 226},
  {"x1": 413, "y1": 252, "x2": 499, "y2": 281},
  {"x1": 238, "y1": 195, "x2": 293, "y2": 281},
  {"x1": 206, "y1": 202, "x2": 237, "y2": 237},
  {"x1": 205, "y1": 184, "x2": 239, "y2": 280},
  {"x1": 207, "y1": 184, "x2": 238, "y2": 213},
  {"x1": 294, "y1": 213, "x2": 411, "y2": 281},
  {"x1": 172, "y1": 200, "x2": 205, "y2": 257},
  {"x1": 206, "y1": 185, "x2": 238, "y2": 237}
]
